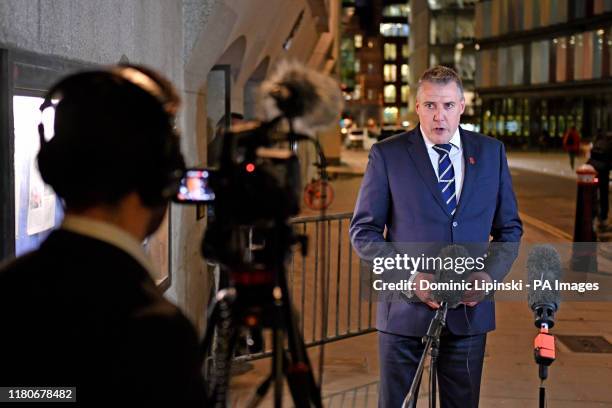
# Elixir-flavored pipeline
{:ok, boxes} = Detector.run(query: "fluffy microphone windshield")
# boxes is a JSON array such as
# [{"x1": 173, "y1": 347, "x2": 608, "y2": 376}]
[
  {"x1": 258, "y1": 60, "x2": 343, "y2": 133},
  {"x1": 527, "y1": 245, "x2": 562, "y2": 310},
  {"x1": 432, "y1": 245, "x2": 473, "y2": 308}
]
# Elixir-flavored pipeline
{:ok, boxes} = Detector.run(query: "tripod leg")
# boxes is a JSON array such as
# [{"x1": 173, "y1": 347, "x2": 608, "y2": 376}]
[
  {"x1": 407, "y1": 375, "x2": 421, "y2": 408},
  {"x1": 402, "y1": 336, "x2": 431, "y2": 408},
  {"x1": 282, "y1": 303, "x2": 323, "y2": 407},
  {"x1": 272, "y1": 324, "x2": 284, "y2": 408},
  {"x1": 249, "y1": 351, "x2": 303, "y2": 408},
  {"x1": 430, "y1": 353, "x2": 437, "y2": 408},
  {"x1": 246, "y1": 374, "x2": 273, "y2": 408}
]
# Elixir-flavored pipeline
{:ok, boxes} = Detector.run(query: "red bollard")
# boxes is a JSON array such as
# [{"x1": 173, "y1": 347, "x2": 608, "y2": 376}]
[{"x1": 572, "y1": 164, "x2": 598, "y2": 272}]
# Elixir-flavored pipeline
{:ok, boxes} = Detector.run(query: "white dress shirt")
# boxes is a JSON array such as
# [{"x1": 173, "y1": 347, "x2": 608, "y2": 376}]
[
  {"x1": 62, "y1": 215, "x2": 159, "y2": 281},
  {"x1": 403, "y1": 127, "x2": 466, "y2": 299},
  {"x1": 420, "y1": 125, "x2": 465, "y2": 201}
]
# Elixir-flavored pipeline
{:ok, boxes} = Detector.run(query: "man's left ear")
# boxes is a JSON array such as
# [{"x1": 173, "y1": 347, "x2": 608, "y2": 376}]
[{"x1": 460, "y1": 100, "x2": 466, "y2": 115}]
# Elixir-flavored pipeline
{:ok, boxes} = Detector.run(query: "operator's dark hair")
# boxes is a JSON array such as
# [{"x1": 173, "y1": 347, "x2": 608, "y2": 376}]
[{"x1": 37, "y1": 64, "x2": 185, "y2": 211}]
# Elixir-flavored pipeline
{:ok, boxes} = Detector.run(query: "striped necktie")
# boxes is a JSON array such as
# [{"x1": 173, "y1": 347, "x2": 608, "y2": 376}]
[{"x1": 433, "y1": 143, "x2": 457, "y2": 216}]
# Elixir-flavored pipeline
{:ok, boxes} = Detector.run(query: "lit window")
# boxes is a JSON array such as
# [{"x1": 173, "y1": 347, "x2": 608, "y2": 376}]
[
  {"x1": 354, "y1": 59, "x2": 360, "y2": 73},
  {"x1": 382, "y1": 4, "x2": 410, "y2": 17},
  {"x1": 384, "y1": 85, "x2": 397, "y2": 103},
  {"x1": 384, "y1": 43, "x2": 397, "y2": 60},
  {"x1": 402, "y1": 44, "x2": 409, "y2": 58},
  {"x1": 401, "y1": 85, "x2": 409, "y2": 103},
  {"x1": 380, "y1": 23, "x2": 410, "y2": 37},
  {"x1": 428, "y1": 0, "x2": 442, "y2": 10},
  {"x1": 384, "y1": 107, "x2": 399, "y2": 123},
  {"x1": 354, "y1": 34, "x2": 363, "y2": 48},
  {"x1": 367, "y1": 63, "x2": 374, "y2": 73},
  {"x1": 384, "y1": 64, "x2": 397, "y2": 82},
  {"x1": 401, "y1": 64, "x2": 409, "y2": 82},
  {"x1": 343, "y1": 7, "x2": 355, "y2": 18},
  {"x1": 354, "y1": 84, "x2": 361, "y2": 100},
  {"x1": 367, "y1": 89, "x2": 374, "y2": 100},
  {"x1": 367, "y1": 40, "x2": 375, "y2": 48}
]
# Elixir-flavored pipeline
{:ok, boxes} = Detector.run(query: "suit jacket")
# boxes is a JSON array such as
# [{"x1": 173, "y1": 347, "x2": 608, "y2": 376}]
[
  {"x1": 0, "y1": 229, "x2": 206, "y2": 406},
  {"x1": 350, "y1": 126, "x2": 522, "y2": 336}
]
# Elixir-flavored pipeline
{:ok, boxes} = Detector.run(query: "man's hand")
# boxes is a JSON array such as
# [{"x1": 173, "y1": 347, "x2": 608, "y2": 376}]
[
  {"x1": 413, "y1": 273, "x2": 440, "y2": 309},
  {"x1": 462, "y1": 272, "x2": 493, "y2": 307}
]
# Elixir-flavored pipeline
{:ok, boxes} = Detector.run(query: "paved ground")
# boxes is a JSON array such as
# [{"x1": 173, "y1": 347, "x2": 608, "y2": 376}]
[{"x1": 227, "y1": 148, "x2": 612, "y2": 407}]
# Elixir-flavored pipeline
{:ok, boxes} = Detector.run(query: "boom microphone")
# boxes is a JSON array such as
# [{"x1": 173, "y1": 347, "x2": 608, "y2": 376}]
[
  {"x1": 527, "y1": 245, "x2": 562, "y2": 328},
  {"x1": 258, "y1": 60, "x2": 343, "y2": 134},
  {"x1": 432, "y1": 245, "x2": 473, "y2": 308}
]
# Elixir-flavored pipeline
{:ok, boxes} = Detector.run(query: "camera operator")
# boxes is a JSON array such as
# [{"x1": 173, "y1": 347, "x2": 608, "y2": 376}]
[{"x1": 0, "y1": 65, "x2": 205, "y2": 405}]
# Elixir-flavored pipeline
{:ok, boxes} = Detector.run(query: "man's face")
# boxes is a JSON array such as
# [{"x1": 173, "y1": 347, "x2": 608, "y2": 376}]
[{"x1": 415, "y1": 81, "x2": 465, "y2": 144}]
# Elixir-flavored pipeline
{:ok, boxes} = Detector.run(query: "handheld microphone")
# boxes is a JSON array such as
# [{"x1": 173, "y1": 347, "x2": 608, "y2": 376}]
[
  {"x1": 431, "y1": 245, "x2": 473, "y2": 308},
  {"x1": 527, "y1": 245, "x2": 562, "y2": 328}
]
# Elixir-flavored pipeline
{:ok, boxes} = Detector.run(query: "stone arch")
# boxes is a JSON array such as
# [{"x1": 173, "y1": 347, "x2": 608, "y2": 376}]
[{"x1": 215, "y1": 35, "x2": 247, "y2": 82}]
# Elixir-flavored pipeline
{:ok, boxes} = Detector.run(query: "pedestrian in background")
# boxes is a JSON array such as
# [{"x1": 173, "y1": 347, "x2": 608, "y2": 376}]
[
  {"x1": 563, "y1": 125, "x2": 581, "y2": 170},
  {"x1": 588, "y1": 129, "x2": 612, "y2": 230}
]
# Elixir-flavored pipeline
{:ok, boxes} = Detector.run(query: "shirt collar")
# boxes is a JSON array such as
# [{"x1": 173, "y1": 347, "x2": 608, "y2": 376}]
[
  {"x1": 61, "y1": 214, "x2": 158, "y2": 280},
  {"x1": 420, "y1": 125, "x2": 462, "y2": 150}
]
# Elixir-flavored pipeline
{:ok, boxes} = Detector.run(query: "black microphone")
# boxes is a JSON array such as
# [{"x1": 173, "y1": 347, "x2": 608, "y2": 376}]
[
  {"x1": 527, "y1": 245, "x2": 562, "y2": 328},
  {"x1": 432, "y1": 245, "x2": 473, "y2": 308}
]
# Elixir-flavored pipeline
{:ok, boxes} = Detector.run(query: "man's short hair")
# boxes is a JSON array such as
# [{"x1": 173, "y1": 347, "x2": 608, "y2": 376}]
[{"x1": 417, "y1": 65, "x2": 464, "y2": 100}]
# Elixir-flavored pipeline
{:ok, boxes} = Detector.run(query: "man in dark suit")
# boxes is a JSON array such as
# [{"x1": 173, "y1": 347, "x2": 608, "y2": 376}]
[
  {"x1": 350, "y1": 66, "x2": 522, "y2": 407},
  {"x1": 0, "y1": 65, "x2": 206, "y2": 405}
]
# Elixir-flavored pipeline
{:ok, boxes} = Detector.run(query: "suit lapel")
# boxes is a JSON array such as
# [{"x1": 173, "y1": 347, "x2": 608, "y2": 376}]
[
  {"x1": 455, "y1": 127, "x2": 481, "y2": 217},
  {"x1": 404, "y1": 127, "x2": 451, "y2": 216}
]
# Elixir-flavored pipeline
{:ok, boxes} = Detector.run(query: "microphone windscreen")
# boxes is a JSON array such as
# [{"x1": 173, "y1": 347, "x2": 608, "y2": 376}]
[
  {"x1": 527, "y1": 245, "x2": 561, "y2": 310},
  {"x1": 432, "y1": 245, "x2": 472, "y2": 308},
  {"x1": 258, "y1": 60, "x2": 343, "y2": 133}
]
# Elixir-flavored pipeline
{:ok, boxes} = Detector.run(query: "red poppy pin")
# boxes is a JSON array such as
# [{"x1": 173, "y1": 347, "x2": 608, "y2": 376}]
[{"x1": 469, "y1": 157, "x2": 476, "y2": 165}]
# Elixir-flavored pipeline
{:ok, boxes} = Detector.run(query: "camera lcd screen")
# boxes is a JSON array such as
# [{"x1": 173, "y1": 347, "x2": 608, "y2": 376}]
[{"x1": 176, "y1": 169, "x2": 215, "y2": 203}]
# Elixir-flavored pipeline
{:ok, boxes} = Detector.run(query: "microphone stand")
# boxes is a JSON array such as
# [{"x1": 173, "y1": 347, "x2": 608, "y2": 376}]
[
  {"x1": 533, "y1": 305, "x2": 556, "y2": 408},
  {"x1": 402, "y1": 302, "x2": 449, "y2": 408}
]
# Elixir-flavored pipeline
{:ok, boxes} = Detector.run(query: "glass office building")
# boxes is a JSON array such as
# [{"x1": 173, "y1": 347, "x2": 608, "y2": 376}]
[
  {"x1": 475, "y1": 0, "x2": 612, "y2": 147},
  {"x1": 408, "y1": 0, "x2": 477, "y2": 124}
]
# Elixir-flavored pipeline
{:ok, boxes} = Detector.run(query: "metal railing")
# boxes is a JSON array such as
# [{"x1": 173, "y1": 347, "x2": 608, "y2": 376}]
[
  {"x1": 234, "y1": 212, "x2": 376, "y2": 361},
  {"x1": 321, "y1": 381, "x2": 379, "y2": 408}
]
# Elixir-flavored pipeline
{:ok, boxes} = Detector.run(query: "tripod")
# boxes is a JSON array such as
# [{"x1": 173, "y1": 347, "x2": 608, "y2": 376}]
[
  {"x1": 201, "y1": 262, "x2": 323, "y2": 408},
  {"x1": 402, "y1": 302, "x2": 449, "y2": 408}
]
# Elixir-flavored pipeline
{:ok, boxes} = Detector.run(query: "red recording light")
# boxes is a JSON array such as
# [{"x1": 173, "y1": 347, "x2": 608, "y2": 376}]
[{"x1": 246, "y1": 163, "x2": 255, "y2": 173}]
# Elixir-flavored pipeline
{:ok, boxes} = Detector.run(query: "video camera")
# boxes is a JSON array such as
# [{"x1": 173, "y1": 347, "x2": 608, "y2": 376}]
[
  {"x1": 175, "y1": 60, "x2": 342, "y2": 306},
  {"x1": 174, "y1": 62, "x2": 343, "y2": 407},
  {"x1": 177, "y1": 120, "x2": 305, "y2": 298}
]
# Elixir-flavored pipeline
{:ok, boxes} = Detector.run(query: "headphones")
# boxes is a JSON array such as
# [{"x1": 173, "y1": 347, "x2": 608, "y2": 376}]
[{"x1": 37, "y1": 65, "x2": 185, "y2": 207}]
